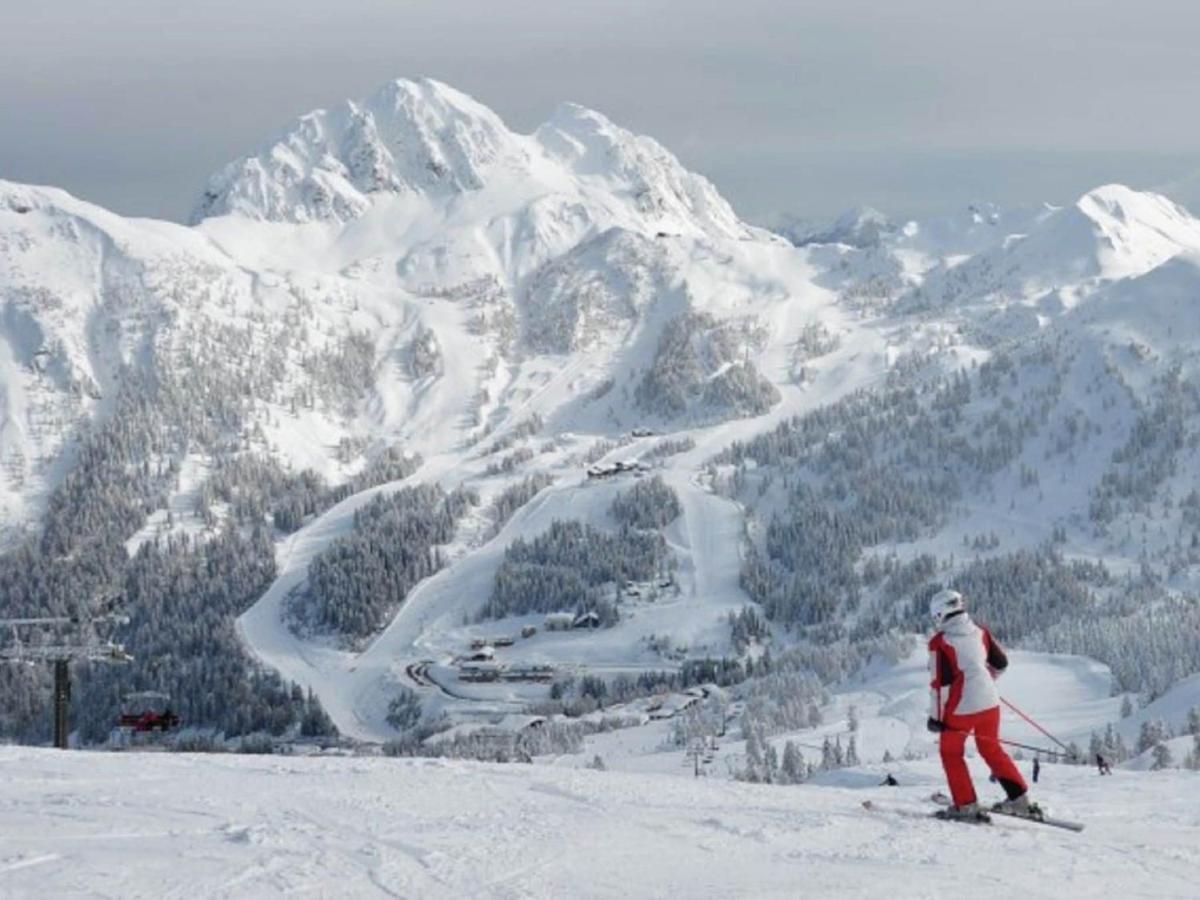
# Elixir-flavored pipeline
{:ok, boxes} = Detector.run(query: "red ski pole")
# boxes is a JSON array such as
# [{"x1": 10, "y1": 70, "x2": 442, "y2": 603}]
[
  {"x1": 944, "y1": 726, "x2": 1070, "y2": 759},
  {"x1": 1001, "y1": 697, "x2": 1073, "y2": 756},
  {"x1": 993, "y1": 736, "x2": 1071, "y2": 759}
]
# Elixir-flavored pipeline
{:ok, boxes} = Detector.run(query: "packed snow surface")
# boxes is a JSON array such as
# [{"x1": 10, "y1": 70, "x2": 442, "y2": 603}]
[{"x1": 0, "y1": 747, "x2": 1197, "y2": 899}]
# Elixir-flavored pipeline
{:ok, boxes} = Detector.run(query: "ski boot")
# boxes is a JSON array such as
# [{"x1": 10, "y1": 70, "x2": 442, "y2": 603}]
[
  {"x1": 992, "y1": 794, "x2": 1045, "y2": 821},
  {"x1": 935, "y1": 802, "x2": 992, "y2": 824}
]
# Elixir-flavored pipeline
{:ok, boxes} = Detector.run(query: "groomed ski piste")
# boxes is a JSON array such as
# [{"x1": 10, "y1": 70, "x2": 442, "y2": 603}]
[{"x1": 1, "y1": 746, "x2": 1198, "y2": 899}]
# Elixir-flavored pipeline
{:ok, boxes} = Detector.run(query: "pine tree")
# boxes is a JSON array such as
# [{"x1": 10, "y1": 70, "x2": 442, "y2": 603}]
[
  {"x1": 1115, "y1": 731, "x2": 1130, "y2": 763},
  {"x1": 1151, "y1": 741, "x2": 1173, "y2": 771},
  {"x1": 821, "y1": 736, "x2": 836, "y2": 771},
  {"x1": 1103, "y1": 723, "x2": 1117, "y2": 753},
  {"x1": 385, "y1": 687, "x2": 423, "y2": 732},
  {"x1": 764, "y1": 743, "x2": 780, "y2": 784},
  {"x1": 1137, "y1": 719, "x2": 1165, "y2": 754},
  {"x1": 781, "y1": 740, "x2": 805, "y2": 784},
  {"x1": 744, "y1": 729, "x2": 765, "y2": 783}
]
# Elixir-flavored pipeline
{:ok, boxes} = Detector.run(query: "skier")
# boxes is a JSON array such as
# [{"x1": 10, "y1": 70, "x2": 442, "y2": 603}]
[
  {"x1": 926, "y1": 589, "x2": 1039, "y2": 821},
  {"x1": 1033, "y1": 756, "x2": 1040, "y2": 783},
  {"x1": 1096, "y1": 753, "x2": 1112, "y2": 775}
]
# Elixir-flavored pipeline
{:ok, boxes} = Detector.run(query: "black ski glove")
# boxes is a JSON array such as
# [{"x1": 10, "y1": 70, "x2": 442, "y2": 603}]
[{"x1": 926, "y1": 717, "x2": 947, "y2": 733}]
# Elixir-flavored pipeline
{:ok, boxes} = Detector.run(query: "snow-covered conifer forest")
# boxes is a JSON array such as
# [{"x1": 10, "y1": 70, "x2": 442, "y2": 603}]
[{"x1": 2, "y1": 77, "x2": 1200, "y2": 897}]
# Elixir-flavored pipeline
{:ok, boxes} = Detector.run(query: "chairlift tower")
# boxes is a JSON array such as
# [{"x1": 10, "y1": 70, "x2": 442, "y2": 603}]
[
  {"x1": 0, "y1": 611, "x2": 133, "y2": 749},
  {"x1": 684, "y1": 737, "x2": 712, "y2": 778}
]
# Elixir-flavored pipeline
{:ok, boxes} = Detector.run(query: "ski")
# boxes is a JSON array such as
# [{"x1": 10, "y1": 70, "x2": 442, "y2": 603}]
[
  {"x1": 861, "y1": 799, "x2": 991, "y2": 826},
  {"x1": 930, "y1": 792, "x2": 1085, "y2": 832}
]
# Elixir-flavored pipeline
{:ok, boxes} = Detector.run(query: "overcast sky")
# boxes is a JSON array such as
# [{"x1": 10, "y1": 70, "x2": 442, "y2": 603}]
[{"x1": 4, "y1": 0, "x2": 1200, "y2": 225}]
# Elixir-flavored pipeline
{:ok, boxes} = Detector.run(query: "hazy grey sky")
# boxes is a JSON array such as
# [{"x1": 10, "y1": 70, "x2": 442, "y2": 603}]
[{"x1": 3, "y1": 0, "x2": 1200, "y2": 224}]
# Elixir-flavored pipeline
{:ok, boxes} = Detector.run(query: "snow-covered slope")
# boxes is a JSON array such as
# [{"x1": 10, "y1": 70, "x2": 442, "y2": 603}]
[
  {"x1": 1, "y1": 746, "x2": 1197, "y2": 899},
  {"x1": 0, "y1": 180, "x2": 239, "y2": 533}
]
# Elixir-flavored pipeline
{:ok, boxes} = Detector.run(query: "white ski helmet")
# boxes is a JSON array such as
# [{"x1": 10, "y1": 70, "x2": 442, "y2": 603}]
[{"x1": 929, "y1": 589, "x2": 965, "y2": 625}]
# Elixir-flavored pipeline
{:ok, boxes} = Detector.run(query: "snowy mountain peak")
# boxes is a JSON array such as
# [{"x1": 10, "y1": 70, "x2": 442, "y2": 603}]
[
  {"x1": 776, "y1": 205, "x2": 895, "y2": 248},
  {"x1": 358, "y1": 77, "x2": 523, "y2": 191},
  {"x1": 904, "y1": 183, "x2": 1200, "y2": 312},
  {"x1": 535, "y1": 102, "x2": 750, "y2": 240},
  {"x1": 1076, "y1": 183, "x2": 1200, "y2": 243},
  {"x1": 1, "y1": 179, "x2": 117, "y2": 230},
  {"x1": 1068, "y1": 183, "x2": 1200, "y2": 279},
  {"x1": 190, "y1": 77, "x2": 527, "y2": 224},
  {"x1": 191, "y1": 78, "x2": 756, "y2": 243},
  {"x1": 1078, "y1": 182, "x2": 1184, "y2": 220}
]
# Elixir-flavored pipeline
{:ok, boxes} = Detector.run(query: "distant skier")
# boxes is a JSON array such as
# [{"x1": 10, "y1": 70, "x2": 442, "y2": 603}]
[
  {"x1": 926, "y1": 589, "x2": 1039, "y2": 821},
  {"x1": 880, "y1": 773, "x2": 899, "y2": 787},
  {"x1": 1096, "y1": 753, "x2": 1112, "y2": 775},
  {"x1": 1032, "y1": 756, "x2": 1040, "y2": 783}
]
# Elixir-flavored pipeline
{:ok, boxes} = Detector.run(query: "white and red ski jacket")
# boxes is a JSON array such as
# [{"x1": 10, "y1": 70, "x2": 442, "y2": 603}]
[{"x1": 928, "y1": 612, "x2": 1008, "y2": 719}]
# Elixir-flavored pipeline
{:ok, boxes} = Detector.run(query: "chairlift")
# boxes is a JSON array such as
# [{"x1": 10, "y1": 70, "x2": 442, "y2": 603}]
[{"x1": 118, "y1": 691, "x2": 180, "y2": 733}]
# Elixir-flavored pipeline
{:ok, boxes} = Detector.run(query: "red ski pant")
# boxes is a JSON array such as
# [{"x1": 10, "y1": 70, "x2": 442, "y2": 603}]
[{"x1": 940, "y1": 706, "x2": 1027, "y2": 807}]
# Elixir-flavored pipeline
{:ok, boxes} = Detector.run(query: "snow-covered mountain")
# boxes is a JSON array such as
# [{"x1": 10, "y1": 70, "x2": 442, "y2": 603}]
[
  {"x1": 0, "y1": 79, "x2": 778, "y2": 542},
  {"x1": 192, "y1": 79, "x2": 755, "y2": 241},
  {"x1": 2, "y1": 78, "x2": 1200, "y2": 764},
  {"x1": 775, "y1": 206, "x2": 896, "y2": 249},
  {"x1": 902, "y1": 185, "x2": 1200, "y2": 314}
]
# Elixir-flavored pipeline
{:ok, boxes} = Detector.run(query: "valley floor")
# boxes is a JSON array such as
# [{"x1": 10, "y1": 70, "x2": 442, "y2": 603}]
[{"x1": 1, "y1": 747, "x2": 1196, "y2": 899}]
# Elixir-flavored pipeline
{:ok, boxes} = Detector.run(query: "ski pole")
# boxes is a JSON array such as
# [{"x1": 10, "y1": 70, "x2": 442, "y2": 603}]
[
  {"x1": 992, "y1": 735, "x2": 1072, "y2": 759},
  {"x1": 943, "y1": 726, "x2": 1071, "y2": 760},
  {"x1": 1000, "y1": 697, "x2": 1073, "y2": 756}
]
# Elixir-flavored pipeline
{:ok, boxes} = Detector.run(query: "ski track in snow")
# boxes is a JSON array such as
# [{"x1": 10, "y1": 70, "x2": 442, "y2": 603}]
[{"x1": 0, "y1": 747, "x2": 1197, "y2": 899}]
